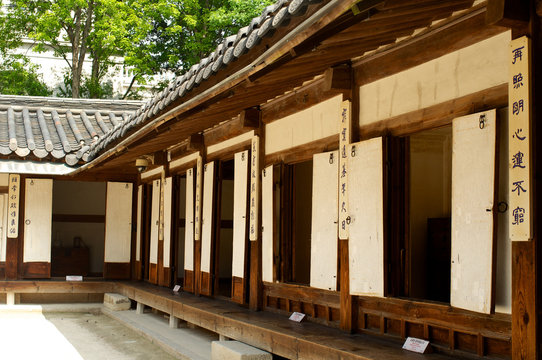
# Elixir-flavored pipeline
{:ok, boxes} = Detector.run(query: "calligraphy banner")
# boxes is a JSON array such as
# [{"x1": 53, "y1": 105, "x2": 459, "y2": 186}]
[
  {"x1": 249, "y1": 136, "x2": 260, "y2": 241},
  {"x1": 194, "y1": 154, "x2": 203, "y2": 241},
  {"x1": 509, "y1": 36, "x2": 532, "y2": 241},
  {"x1": 7, "y1": 174, "x2": 20, "y2": 238},
  {"x1": 338, "y1": 100, "x2": 351, "y2": 240}
]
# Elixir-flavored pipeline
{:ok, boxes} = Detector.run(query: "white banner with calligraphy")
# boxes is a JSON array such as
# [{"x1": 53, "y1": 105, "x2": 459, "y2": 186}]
[
  {"x1": 509, "y1": 36, "x2": 532, "y2": 241},
  {"x1": 194, "y1": 154, "x2": 203, "y2": 241},
  {"x1": 7, "y1": 174, "x2": 20, "y2": 238},
  {"x1": 249, "y1": 136, "x2": 260, "y2": 241},
  {"x1": 338, "y1": 100, "x2": 351, "y2": 240}
]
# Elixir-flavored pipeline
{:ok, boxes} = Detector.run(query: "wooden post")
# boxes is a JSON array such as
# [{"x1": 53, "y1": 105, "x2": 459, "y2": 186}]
[
  {"x1": 250, "y1": 111, "x2": 263, "y2": 311},
  {"x1": 509, "y1": 2, "x2": 540, "y2": 359}
]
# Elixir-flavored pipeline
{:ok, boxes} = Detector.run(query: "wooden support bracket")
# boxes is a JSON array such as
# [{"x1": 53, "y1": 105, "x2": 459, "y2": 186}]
[{"x1": 486, "y1": 0, "x2": 530, "y2": 28}]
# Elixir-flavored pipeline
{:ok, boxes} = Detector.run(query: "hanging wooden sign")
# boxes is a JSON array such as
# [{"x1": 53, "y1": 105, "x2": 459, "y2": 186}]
[
  {"x1": 338, "y1": 100, "x2": 351, "y2": 240},
  {"x1": 7, "y1": 174, "x2": 20, "y2": 238},
  {"x1": 508, "y1": 36, "x2": 532, "y2": 241},
  {"x1": 249, "y1": 136, "x2": 260, "y2": 241},
  {"x1": 194, "y1": 154, "x2": 203, "y2": 241}
]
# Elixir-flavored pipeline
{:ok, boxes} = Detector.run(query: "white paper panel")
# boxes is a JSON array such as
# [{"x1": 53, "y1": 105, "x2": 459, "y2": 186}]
[
  {"x1": 0, "y1": 194, "x2": 7, "y2": 262},
  {"x1": 201, "y1": 162, "x2": 215, "y2": 273},
  {"x1": 184, "y1": 168, "x2": 195, "y2": 271},
  {"x1": 310, "y1": 150, "x2": 339, "y2": 290},
  {"x1": 149, "y1": 179, "x2": 161, "y2": 264},
  {"x1": 104, "y1": 182, "x2": 133, "y2": 263},
  {"x1": 136, "y1": 185, "x2": 143, "y2": 261},
  {"x1": 348, "y1": 137, "x2": 384, "y2": 296},
  {"x1": 262, "y1": 165, "x2": 274, "y2": 283},
  {"x1": 163, "y1": 177, "x2": 173, "y2": 268},
  {"x1": 23, "y1": 179, "x2": 53, "y2": 262},
  {"x1": 451, "y1": 110, "x2": 496, "y2": 314},
  {"x1": 232, "y1": 151, "x2": 249, "y2": 278}
]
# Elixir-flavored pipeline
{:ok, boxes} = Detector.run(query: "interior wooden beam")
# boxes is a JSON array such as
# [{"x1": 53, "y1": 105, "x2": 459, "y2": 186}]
[{"x1": 187, "y1": 133, "x2": 204, "y2": 152}]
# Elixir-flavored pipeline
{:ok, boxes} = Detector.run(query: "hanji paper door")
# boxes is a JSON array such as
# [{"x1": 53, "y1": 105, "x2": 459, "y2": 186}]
[
  {"x1": 135, "y1": 185, "x2": 143, "y2": 280},
  {"x1": 200, "y1": 161, "x2": 215, "y2": 296},
  {"x1": 348, "y1": 137, "x2": 385, "y2": 297},
  {"x1": 261, "y1": 165, "x2": 274, "y2": 283},
  {"x1": 231, "y1": 150, "x2": 249, "y2": 303},
  {"x1": 310, "y1": 150, "x2": 339, "y2": 291},
  {"x1": 451, "y1": 110, "x2": 497, "y2": 314},
  {"x1": 184, "y1": 168, "x2": 196, "y2": 292},
  {"x1": 162, "y1": 176, "x2": 173, "y2": 286},
  {"x1": 148, "y1": 179, "x2": 161, "y2": 283},
  {"x1": 23, "y1": 178, "x2": 53, "y2": 278},
  {"x1": 104, "y1": 182, "x2": 133, "y2": 279}
]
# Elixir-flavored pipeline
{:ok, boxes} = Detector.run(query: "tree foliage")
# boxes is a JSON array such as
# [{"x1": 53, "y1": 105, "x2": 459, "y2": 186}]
[
  {"x1": 0, "y1": 0, "x2": 273, "y2": 98},
  {"x1": 0, "y1": 57, "x2": 51, "y2": 96}
]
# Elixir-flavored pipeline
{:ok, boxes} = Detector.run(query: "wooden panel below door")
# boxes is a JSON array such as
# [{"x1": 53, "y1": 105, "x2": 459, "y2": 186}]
[
  {"x1": 23, "y1": 262, "x2": 50, "y2": 278},
  {"x1": 200, "y1": 271, "x2": 212, "y2": 296},
  {"x1": 184, "y1": 270, "x2": 194, "y2": 293},
  {"x1": 134, "y1": 260, "x2": 142, "y2": 280},
  {"x1": 149, "y1": 263, "x2": 158, "y2": 284},
  {"x1": 160, "y1": 266, "x2": 171, "y2": 287},
  {"x1": 103, "y1": 262, "x2": 130, "y2": 279},
  {"x1": 0, "y1": 263, "x2": 5, "y2": 279},
  {"x1": 231, "y1": 276, "x2": 246, "y2": 304}
]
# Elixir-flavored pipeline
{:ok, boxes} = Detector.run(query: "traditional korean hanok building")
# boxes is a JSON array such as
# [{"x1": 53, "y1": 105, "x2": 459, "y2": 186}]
[{"x1": 0, "y1": 0, "x2": 540, "y2": 359}]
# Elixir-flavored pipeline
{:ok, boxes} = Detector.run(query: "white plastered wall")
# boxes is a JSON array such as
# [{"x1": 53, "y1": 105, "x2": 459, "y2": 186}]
[
  {"x1": 201, "y1": 161, "x2": 215, "y2": 273},
  {"x1": 265, "y1": 95, "x2": 342, "y2": 155},
  {"x1": 261, "y1": 165, "x2": 274, "y2": 283},
  {"x1": 358, "y1": 32, "x2": 510, "y2": 127},
  {"x1": 136, "y1": 185, "x2": 143, "y2": 262},
  {"x1": 0, "y1": 194, "x2": 7, "y2": 262}
]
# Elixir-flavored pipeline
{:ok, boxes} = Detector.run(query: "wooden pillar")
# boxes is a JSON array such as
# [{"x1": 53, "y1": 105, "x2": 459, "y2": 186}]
[{"x1": 250, "y1": 111, "x2": 264, "y2": 311}]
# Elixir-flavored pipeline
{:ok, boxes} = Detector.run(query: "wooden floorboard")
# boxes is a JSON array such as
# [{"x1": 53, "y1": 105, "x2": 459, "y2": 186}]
[{"x1": 115, "y1": 281, "x2": 466, "y2": 360}]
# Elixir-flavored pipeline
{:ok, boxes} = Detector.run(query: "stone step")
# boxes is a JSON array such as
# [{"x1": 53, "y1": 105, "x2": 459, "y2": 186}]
[
  {"x1": 211, "y1": 341, "x2": 272, "y2": 360},
  {"x1": 103, "y1": 293, "x2": 131, "y2": 311}
]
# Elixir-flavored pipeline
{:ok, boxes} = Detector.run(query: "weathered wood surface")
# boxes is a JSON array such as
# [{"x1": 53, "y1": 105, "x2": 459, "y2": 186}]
[
  {"x1": 0, "y1": 281, "x2": 116, "y2": 293},
  {"x1": 115, "y1": 281, "x2": 465, "y2": 360}
]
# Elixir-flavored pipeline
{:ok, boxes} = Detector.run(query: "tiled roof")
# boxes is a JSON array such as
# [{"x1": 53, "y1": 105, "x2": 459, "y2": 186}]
[
  {"x1": 0, "y1": 96, "x2": 143, "y2": 166},
  {"x1": 85, "y1": 0, "x2": 317, "y2": 160}
]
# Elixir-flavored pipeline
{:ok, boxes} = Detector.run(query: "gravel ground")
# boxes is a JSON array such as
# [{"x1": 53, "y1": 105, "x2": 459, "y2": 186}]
[{"x1": 0, "y1": 311, "x2": 178, "y2": 360}]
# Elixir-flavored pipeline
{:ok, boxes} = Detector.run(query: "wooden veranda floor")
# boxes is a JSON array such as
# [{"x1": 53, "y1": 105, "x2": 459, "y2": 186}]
[{"x1": 1, "y1": 280, "x2": 464, "y2": 359}]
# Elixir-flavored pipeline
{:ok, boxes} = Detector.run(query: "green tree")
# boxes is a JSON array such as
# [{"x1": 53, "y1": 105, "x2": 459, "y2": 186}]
[
  {"x1": 2, "y1": 0, "x2": 147, "y2": 98},
  {"x1": 123, "y1": 0, "x2": 274, "y2": 96},
  {"x1": 0, "y1": 57, "x2": 51, "y2": 96}
]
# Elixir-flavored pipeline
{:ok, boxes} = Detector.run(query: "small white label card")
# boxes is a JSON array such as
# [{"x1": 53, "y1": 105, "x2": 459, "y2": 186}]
[
  {"x1": 403, "y1": 337, "x2": 431, "y2": 354},
  {"x1": 289, "y1": 312, "x2": 305, "y2": 322},
  {"x1": 66, "y1": 275, "x2": 83, "y2": 281},
  {"x1": 173, "y1": 285, "x2": 181, "y2": 292}
]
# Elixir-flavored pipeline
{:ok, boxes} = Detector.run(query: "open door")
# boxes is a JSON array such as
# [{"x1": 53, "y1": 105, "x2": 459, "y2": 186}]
[
  {"x1": 231, "y1": 150, "x2": 249, "y2": 303},
  {"x1": 23, "y1": 178, "x2": 53, "y2": 278},
  {"x1": 310, "y1": 151, "x2": 339, "y2": 291},
  {"x1": 104, "y1": 182, "x2": 133, "y2": 279},
  {"x1": 183, "y1": 169, "x2": 195, "y2": 292},
  {"x1": 450, "y1": 110, "x2": 497, "y2": 314},
  {"x1": 135, "y1": 185, "x2": 143, "y2": 280},
  {"x1": 262, "y1": 165, "x2": 274, "y2": 283},
  {"x1": 200, "y1": 161, "x2": 215, "y2": 296},
  {"x1": 348, "y1": 137, "x2": 385, "y2": 296},
  {"x1": 148, "y1": 179, "x2": 161, "y2": 284}
]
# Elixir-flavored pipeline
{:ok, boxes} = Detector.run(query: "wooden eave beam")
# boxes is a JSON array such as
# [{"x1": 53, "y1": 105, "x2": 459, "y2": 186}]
[
  {"x1": 261, "y1": 64, "x2": 352, "y2": 123},
  {"x1": 203, "y1": 108, "x2": 260, "y2": 146}
]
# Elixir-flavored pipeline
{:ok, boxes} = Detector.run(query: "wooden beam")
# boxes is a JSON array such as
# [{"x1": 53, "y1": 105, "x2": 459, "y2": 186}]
[
  {"x1": 358, "y1": 83, "x2": 507, "y2": 139},
  {"x1": 187, "y1": 133, "x2": 204, "y2": 152},
  {"x1": 486, "y1": 0, "x2": 530, "y2": 29},
  {"x1": 204, "y1": 108, "x2": 260, "y2": 146}
]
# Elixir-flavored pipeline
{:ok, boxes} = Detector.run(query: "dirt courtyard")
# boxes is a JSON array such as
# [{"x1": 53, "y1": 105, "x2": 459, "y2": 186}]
[{"x1": 0, "y1": 310, "x2": 178, "y2": 360}]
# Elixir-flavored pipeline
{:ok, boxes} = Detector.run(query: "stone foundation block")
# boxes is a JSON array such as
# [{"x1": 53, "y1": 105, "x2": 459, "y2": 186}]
[
  {"x1": 212, "y1": 341, "x2": 271, "y2": 360},
  {"x1": 103, "y1": 293, "x2": 131, "y2": 311}
]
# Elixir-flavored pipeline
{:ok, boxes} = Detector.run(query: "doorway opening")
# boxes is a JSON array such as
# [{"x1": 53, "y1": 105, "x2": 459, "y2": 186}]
[{"x1": 216, "y1": 159, "x2": 234, "y2": 298}]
